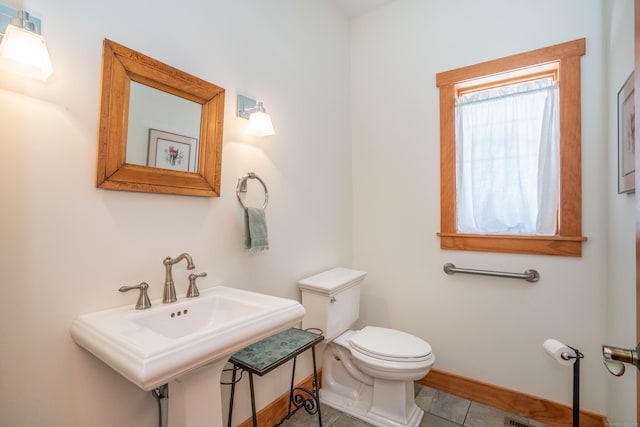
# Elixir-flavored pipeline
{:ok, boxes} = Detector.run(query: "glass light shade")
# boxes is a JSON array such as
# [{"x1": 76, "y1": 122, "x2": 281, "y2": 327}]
[
  {"x1": 246, "y1": 111, "x2": 275, "y2": 137},
  {"x1": 0, "y1": 24, "x2": 53, "y2": 80}
]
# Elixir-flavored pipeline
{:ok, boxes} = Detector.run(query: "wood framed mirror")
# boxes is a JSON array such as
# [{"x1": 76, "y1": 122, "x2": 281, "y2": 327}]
[{"x1": 96, "y1": 39, "x2": 225, "y2": 197}]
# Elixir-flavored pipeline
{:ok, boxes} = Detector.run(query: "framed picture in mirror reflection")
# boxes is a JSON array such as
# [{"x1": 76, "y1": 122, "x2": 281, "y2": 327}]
[
  {"x1": 618, "y1": 71, "x2": 635, "y2": 194},
  {"x1": 147, "y1": 129, "x2": 198, "y2": 173}
]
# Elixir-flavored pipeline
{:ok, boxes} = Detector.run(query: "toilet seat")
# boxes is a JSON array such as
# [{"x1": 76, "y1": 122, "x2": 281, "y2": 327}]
[{"x1": 349, "y1": 326, "x2": 432, "y2": 363}]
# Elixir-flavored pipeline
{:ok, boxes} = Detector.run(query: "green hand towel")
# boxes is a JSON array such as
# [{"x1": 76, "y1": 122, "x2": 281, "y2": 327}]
[{"x1": 244, "y1": 207, "x2": 269, "y2": 252}]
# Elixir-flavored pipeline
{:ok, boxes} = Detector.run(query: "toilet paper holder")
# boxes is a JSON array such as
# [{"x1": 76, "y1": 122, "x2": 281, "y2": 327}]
[
  {"x1": 601, "y1": 343, "x2": 640, "y2": 376},
  {"x1": 543, "y1": 339, "x2": 583, "y2": 427}
]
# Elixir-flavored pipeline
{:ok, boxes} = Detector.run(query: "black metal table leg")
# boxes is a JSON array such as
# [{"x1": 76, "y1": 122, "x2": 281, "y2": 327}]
[
  {"x1": 249, "y1": 372, "x2": 257, "y2": 427},
  {"x1": 287, "y1": 356, "x2": 297, "y2": 419},
  {"x1": 227, "y1": 367, "x2": 238, "y2": 427},
  {"x1": 311, "y1": 346, "x2": 322, "y2": 426}
]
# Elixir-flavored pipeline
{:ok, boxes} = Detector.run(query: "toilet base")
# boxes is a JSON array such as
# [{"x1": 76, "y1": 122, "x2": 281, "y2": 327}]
[
  {"x1": 319, "y1": 335, "x2": 429, "y2": 427},
  {"x1": 320, "y1": 381, "x2": 424, "y2": 427}
]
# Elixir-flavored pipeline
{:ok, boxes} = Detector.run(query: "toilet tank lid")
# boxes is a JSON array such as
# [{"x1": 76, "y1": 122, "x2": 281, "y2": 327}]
[{"x1": 298, "y1": 268, "x2": 367, "y2": 294}]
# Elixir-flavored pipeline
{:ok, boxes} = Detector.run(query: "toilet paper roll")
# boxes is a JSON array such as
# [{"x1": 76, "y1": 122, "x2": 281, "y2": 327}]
[{"x1": 543, "y1": 338, "x2": 576, "y2": 366}]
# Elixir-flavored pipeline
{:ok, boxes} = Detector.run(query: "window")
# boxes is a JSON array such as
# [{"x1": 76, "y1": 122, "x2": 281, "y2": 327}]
[
  {"x1": 457, "y1": 74, "x2": 559, "y2": 235},
  {"x1": 436, "y1": 39, "x2": 587, "y2": 256}
]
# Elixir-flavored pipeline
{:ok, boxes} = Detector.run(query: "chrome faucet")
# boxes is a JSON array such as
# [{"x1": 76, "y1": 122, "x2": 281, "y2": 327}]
[{"x1": 162, "y1": 253, "x2": 195, "y2": 303}]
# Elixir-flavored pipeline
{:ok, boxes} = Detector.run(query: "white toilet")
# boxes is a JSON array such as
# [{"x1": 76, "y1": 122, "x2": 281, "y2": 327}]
[{"x1": 298, "y1": 268, "x2": 435, "y2": 427}]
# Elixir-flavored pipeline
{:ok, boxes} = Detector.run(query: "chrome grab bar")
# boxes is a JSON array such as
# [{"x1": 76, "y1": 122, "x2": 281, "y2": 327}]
[{"x1": 443, "y1": 263, "x2": 539, "y2": 283}]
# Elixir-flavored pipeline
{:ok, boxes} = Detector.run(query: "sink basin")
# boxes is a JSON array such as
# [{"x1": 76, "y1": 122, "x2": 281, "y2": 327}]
[
  {"x1": 70, "y1": 286, "x2": 305, "y2": 391},
  {"x1": 132, "y1": 294, "x2": 267, "y2": 340}
]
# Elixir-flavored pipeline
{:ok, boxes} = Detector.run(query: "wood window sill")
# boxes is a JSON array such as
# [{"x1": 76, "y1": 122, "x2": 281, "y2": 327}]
[{"x1": 437, "y1": 232, "x2": 587, "y2": 257}]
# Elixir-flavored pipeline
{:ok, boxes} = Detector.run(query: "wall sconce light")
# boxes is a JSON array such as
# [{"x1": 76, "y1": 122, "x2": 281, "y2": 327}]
[
  {"x1": 237, "y1": 94, "x2": 275, "y2": 137},
  {"x1": 0, "y1": 5, "x2": 53, "y2": 81}
]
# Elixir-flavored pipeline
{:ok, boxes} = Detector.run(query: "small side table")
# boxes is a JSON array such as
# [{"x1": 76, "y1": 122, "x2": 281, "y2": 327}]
[{"x1": 226, "y1": 328, "x2": 323, "y2": 427}]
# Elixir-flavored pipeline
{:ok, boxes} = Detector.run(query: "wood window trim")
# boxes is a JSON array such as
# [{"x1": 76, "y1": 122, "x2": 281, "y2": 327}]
[{"x1": 435, "y1": 38, "x2": 587, "y2": 257}]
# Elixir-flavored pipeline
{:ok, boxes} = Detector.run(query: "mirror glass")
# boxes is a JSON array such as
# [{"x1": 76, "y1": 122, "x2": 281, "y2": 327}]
[
  {"x1": 96, "y1": 39, "x2": 225, "y2": 197},
  {"x1": 127, "y1": 82, "x2": 202, "y2": 172}
]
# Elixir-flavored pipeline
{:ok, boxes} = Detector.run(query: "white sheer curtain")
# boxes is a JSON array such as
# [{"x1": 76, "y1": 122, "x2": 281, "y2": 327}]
[{"x1": 455, "y1": 79, "x2": 559, "y2": 235}]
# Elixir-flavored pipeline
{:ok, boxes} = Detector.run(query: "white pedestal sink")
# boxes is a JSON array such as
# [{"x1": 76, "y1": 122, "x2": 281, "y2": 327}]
[
  {"x1": 71, "y1": 286, "x2": 305, "y2": 427},
  {"x1": 167, "y1": 361, "x2": 228, "y2": 427}
]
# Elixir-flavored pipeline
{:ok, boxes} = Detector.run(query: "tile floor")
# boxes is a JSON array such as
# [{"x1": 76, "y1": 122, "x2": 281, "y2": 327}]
[{"x1": 279, "y1": 384, "x2": 553, "y2": 427}]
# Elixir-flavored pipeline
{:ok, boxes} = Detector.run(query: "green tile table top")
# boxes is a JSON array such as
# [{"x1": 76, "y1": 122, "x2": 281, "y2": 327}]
[{"x1": 229, "y1": 328, "x2": 323, "y2": 376}]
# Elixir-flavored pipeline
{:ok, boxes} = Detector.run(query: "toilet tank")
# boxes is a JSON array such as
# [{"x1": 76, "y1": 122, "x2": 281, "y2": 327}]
[{"x1": 298, "y1": 268, "x2": 367, "y2": 341}]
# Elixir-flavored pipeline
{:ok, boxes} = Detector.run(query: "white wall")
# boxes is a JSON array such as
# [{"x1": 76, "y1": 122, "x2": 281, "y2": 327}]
[
  {"x1": 0, "y1": 1, "x2": 351, "y2": 426},
  {"x1": 605, "y1": 0, "x2": 637, "y2": 423},
  {"x1": 351, "y1": 0, "x2": 610, "y2": 414},
  {"x1": 2, "y1": 0, "x2": 634, "y2": 424}
]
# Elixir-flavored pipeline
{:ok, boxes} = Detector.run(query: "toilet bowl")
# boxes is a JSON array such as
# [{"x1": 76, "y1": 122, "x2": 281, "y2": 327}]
[
  {"x1": 347, "y1": 326, "x2": 434, "y2": 380},
  {"x1": 298, "y1": 268, "x2": 435, "y2": 427},
  {"x1": 321, "y1": 328, "x2": 434, "y2": 427}
]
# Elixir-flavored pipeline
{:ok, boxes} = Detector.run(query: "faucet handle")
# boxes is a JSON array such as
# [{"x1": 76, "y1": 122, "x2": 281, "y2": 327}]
[
  {"x1": 119, "y1": 282, "x2": 152, "y2": 310},
  {"x1": 187, "y1": 272, "x2": 207, "y2": 298}
]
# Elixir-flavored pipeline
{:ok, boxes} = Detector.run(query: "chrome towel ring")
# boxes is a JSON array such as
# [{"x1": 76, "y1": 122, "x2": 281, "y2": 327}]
[{"x1": 236, "y1": 172, "x2": 269, "y2": 209}]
